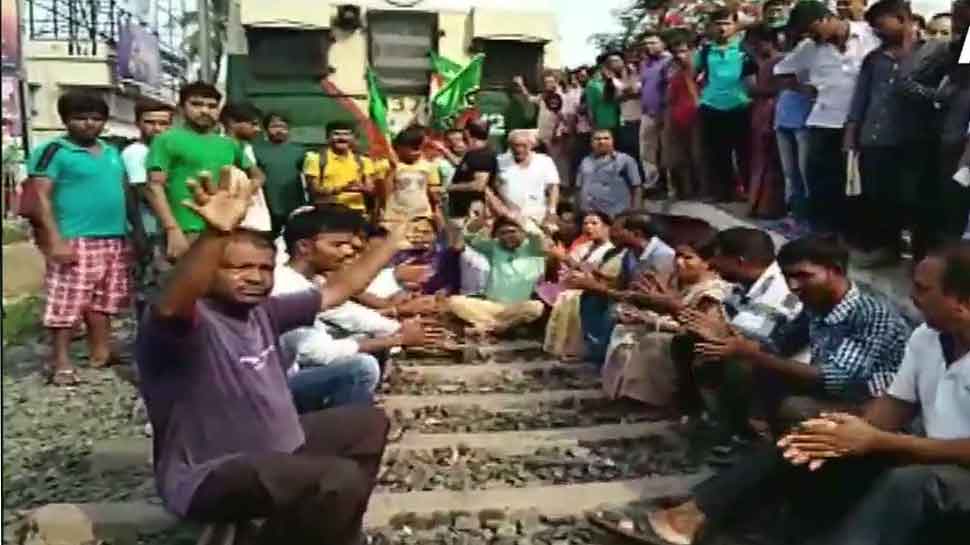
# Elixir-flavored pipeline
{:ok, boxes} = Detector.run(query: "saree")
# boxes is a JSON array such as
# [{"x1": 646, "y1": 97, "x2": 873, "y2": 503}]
[
  {"x1": 543, "y1": 244, "x2": 622, "y2": 359},
  {"x1": 601, "y1": 276, "x2": 731, "y2": 404}
]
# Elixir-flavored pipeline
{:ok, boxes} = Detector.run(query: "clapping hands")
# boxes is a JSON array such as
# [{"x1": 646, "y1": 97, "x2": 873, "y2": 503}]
[{"x1": 777, "y1": 413, "x2": 883, "y2": 471}]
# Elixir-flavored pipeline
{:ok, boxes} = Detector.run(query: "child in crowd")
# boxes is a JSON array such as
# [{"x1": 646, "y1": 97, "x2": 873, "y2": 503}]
[{"x1": 382, "y1": 126, "x2": 442, "y2": 231}]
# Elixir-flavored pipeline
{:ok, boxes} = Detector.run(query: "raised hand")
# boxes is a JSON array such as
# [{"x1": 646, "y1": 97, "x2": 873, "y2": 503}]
[{"x1": 182, "y1": 167, "x2": 255, "y2": 233}]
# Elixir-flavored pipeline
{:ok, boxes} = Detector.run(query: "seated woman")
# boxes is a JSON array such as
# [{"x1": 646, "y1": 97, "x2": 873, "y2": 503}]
[
  {"x1": 543, "y1": 211, "x2": 618, "y2": 360},
  {"x1": 576, "y1": 213, "x2": 677, "y2": 366},
  {"x1": 601, "y1": 239, "x2": 732, "y2": 410},
  {"x1": 355, "y1": 217, "x2": 458, "y2": 317}
]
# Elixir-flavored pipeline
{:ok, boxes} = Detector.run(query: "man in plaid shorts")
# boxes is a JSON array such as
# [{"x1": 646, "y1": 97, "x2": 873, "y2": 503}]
[{"x1": 26, "y1": 92, "x2": 132, "y2": 385}]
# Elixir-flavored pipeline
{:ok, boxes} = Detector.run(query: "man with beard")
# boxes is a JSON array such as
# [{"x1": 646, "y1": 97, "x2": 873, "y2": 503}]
[
  {"x1": 146, "y1": 82, "x2": 265, "y2": 261},
  {"x1": 253, "y1": 112, "x2": 308, "y2": 237},
  {"x1": 515, "y1": 71, "x2": 572, "y2": 185}
]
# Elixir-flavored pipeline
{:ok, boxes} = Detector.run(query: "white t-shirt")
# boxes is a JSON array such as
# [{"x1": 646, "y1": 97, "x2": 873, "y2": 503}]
[
  {"x1": 774, "y1": 22, "x2": 880, "y2": 129},
  {"x1": 272, "y1": 265, "x2": 360, "y2": 371},
  {"x1": 496, "y1": 152, "x2": 560, "y2": 222},
  {"x1": 316, "y1": 276, "x2": 400, "y2": 337},
  {"x1": 237, "y1": 142, "x2": 272, "y2": 232},
  {"x1": 887, "y1": 324, "x2": 970, "y2": 440},
  {"x1": 121, "y1": 142, "x2": 149, "y2": 184}
]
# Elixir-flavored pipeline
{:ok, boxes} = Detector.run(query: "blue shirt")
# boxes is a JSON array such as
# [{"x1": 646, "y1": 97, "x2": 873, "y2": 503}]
[
  {"x1": 27, "y1": 137, "x2": 127, "y2": 239},
  {"x1": 576, "y1": 152, "x2": 642, "y2": 218},
  {"x1": 774, "y1": 89, "x2": 812, "y2": 130},
  {"x1": 696, "y1": 37, "x2": 751, "y2": 111},
  {"x1": 808, "y1": 284, "x2": 911, "y2": 402}
]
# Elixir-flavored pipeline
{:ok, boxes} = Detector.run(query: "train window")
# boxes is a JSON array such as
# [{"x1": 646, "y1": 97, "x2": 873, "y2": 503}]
[
  {"x1": 478, "y1": 40, "x2": 543, "y2": 91},
  {"x1": 247, "y1": 28, "x2": 330, "y2": 77},
  {"x1": 367, "y1": 11, "x2": 438, "y2": 95}
]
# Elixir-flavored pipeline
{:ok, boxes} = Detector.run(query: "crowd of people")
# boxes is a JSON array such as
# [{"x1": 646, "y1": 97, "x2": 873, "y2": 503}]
[
  {"x1": 15, "y1": 0, "x2": 970, "y2": 543},
  {"x1": 520, "y1": 0, "x2": 970, "y2": 264}
]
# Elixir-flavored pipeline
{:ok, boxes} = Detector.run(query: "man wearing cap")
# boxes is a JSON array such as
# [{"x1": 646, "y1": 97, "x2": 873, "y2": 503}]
[{"x1": 774, "y1": 0, "x2": 881, "y2": 235}]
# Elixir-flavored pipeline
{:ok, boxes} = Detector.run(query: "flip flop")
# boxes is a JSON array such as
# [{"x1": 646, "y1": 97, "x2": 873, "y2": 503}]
[
  {"x1": 587, "y1": 511, "x2": 686, "y2": 545},
  {"x1": 48, "y1": 368, "x2": 81, "y2": 386}
]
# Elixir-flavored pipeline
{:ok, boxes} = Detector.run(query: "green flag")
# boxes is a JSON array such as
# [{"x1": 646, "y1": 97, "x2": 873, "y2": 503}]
[
  {"x1": 431, "y1": 54, "x2": 484, "y2": 130},
  {"x1": 365, "y1": 67, "x2": 389, "y2": 137},
  {"x1": 429, "y1": 51, "x2": 464, "y2": 83}
]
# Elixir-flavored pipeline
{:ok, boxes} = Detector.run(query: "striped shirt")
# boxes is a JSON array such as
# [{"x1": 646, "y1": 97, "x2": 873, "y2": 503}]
[{"x1": 808, "y1": 284, "x2": 910, "y2": 402}]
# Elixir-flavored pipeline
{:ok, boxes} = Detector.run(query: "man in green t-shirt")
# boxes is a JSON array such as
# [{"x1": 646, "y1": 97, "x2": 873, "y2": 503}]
[
  {"x1": 145, "y1": 82, "x2": 264, "y2": 261},
  {"x1": 252, "y1": 112, "x2": 308, "y2": 236},
  {"x1": 585, "y1": 51, "x2": 624, "y2": 132}
]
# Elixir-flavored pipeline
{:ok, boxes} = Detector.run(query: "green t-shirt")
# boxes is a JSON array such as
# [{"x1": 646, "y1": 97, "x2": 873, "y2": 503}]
[
  {"x1": 695, "y1": 37, "x2": 751, "y2": 112},
  {"x1": 467, "y1": 233, "x2": 546, "y2": 303},
  {"x1": 27, "y1": 137, "x2": 128, "y2": 239},
  {"x1": 585, "y1": 77, "x2": 620, "y2": 130},
  {"x1": 252, "y1": 140, "x2": 308, "y2": 218},
  {"x1": 145, "y1": 126, "x2": 252, "y2": 232}
]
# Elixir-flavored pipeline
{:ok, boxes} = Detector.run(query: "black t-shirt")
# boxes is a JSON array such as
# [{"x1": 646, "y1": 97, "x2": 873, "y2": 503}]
[{"x1": 448, "y1": 146, "x2": 498, "y2": 217}]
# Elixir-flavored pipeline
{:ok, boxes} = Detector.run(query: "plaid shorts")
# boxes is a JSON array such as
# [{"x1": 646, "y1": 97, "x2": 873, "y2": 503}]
[{"x1": 44, "y1": 237, "x2": 133, "y2": 328}]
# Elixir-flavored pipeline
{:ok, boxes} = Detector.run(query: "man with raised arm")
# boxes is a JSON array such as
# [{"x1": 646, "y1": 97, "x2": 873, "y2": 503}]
[{"x1": 135, "y1": 167, "x2": 405, "y2": 543}]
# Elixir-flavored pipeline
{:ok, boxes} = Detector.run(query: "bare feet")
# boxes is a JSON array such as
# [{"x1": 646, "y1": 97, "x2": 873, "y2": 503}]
[{"x1": 646, "y1": 501, "x2": 705, "y2": 545}]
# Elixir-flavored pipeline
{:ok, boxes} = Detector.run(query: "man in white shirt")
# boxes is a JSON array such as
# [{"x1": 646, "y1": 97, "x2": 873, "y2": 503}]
[
  {"x1": 490, "y1": 130, "x2": 560, "y2": 226},
  {"x1": 608, "y1": 242, "x2": 970, "y2": 545},
  {"x1": 121, "y1": 100, "x2": 174, "y2": 314},
  {"x1": 774, "y1": 0, "x2": 880, "y2": 234},
  {"x1": 273, "y1": 206, "x2": 429, "y2": 413},
  {"x1": 514, "y1": 73, "x2": 573, "y2": 185}
]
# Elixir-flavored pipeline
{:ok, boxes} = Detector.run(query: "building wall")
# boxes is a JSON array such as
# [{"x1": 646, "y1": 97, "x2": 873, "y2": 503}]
[{"x1": 24, "y1": 40, "x2": 175, "y2": 146}]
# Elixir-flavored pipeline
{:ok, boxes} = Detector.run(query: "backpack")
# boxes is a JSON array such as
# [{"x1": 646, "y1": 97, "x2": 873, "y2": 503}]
[
  {"x1": 17, "y1": 142, "x2": 62, "y2": 220},
  {"x1": 315, "y1": 147, "x2": 374, "y2": 211},
  {"x1": 317, "y1": 147, "x2": 367, "y2": 181}
]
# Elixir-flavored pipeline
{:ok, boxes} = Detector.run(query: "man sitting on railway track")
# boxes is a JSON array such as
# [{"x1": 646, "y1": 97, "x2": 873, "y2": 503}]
[
  {"x1": 136, "y1": 167, "x2": 403, "y2": 543},
  {"x1": 274, "y1": 205, "x2": 440, "y2": 413},
  {"x1": 590, "y1": 241, "x2": 970, "y2": 545}
]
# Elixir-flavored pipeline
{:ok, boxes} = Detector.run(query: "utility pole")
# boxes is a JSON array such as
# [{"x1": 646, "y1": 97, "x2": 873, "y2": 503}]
[{"x1": 198, "y1": 0, "x2": 212, "y2": 82}]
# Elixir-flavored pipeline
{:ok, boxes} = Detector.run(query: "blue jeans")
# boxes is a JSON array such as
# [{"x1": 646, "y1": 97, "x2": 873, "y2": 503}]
[
  {"x1": 775, "y1": 127, "x2": 810, "y2": 219},
  {"x1": 288, "y1": 354, "x2": 380, "y2": 414}
]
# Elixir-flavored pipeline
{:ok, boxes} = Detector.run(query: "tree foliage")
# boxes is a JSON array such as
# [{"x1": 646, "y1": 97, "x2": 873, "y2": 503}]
[{"x1": 588, "y1": 0, "x2": 672, "y2": 54}]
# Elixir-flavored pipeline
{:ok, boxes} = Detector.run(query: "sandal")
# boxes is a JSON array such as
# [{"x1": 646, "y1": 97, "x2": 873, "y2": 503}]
[
  {"x1": 588, "y1": 511, "x2": 681, "y2": 545},
  {"x1": 48, "y1": 368, "x2": 81, "y2": 386}
]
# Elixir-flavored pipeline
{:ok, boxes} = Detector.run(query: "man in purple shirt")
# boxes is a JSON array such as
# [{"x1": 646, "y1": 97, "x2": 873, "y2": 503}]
[
  {"x1": 136, "y1": 167, "x2": 406, "y2": 543},
  {"x1": 638, "y1": 31, "x2": 672, "y2": 191}
]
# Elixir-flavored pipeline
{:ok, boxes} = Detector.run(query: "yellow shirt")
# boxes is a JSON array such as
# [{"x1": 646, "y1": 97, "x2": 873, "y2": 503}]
[
  {"x1": 383, "y1": 159, "x2": 441, "y2": 223},
  {"x1": 302, "y1": 149, "x2": 376, "y2": 211}
]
